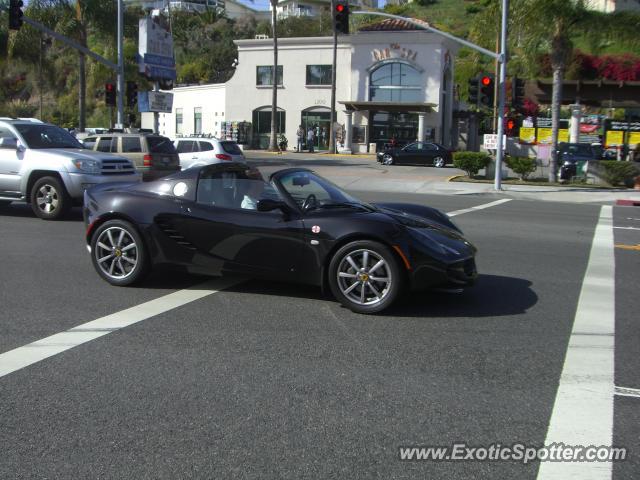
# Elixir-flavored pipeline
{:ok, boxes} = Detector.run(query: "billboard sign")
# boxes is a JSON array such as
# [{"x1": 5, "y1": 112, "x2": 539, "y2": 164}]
[{"x1": 138, "y1": 91, "x2": 174, "y2": 113}]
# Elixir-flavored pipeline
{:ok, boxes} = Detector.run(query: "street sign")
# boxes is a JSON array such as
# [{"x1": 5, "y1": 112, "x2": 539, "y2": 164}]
[
  {"x1": 138, "y1": 16, "x2": 176, "y2": 81},
  {"x1": 483, "y1": 134, "x2": 506, "y2": 150},
  {"x1": 138, "y1": 91, "x2": 173, "y2": 113}
]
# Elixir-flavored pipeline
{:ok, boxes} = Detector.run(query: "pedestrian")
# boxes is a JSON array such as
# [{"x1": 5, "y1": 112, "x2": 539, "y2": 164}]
[
  {"x1": 321, "y1": 127, "x2": 327, "y2": 149},
  {"x1": 307, "y1": 126, "x2": 315, "y2": 153},
  {"x1": 296, "y1": 125, "x2": 304, "y2": 152}
]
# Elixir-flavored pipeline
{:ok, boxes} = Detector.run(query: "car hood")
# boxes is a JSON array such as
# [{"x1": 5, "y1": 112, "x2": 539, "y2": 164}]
[
  {"x1": 373, "y1": 202, "x2": 461, "y2": 234},
  {"x1": 31, "y1": 148, "x2": 129, "y2": 162}
]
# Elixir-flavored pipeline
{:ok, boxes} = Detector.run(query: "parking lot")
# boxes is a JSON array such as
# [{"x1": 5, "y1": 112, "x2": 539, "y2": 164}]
[{"x1": 0, "y1": 174, "x2": 638, "y2": 478}]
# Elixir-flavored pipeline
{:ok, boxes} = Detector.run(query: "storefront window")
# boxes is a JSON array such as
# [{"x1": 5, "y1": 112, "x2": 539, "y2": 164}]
[
  {"x1": 252, "y1": 109, "x2": 286, "y2": 148},
  {"x1": 369, "y1": 62, "x2": 422, "y2": 103},
  {"x1": 256, "y1": 66, "x2": 283, "y2": 86},
  {"x1": 306, "y1": 65, "x2": 332, "y2": 85}
]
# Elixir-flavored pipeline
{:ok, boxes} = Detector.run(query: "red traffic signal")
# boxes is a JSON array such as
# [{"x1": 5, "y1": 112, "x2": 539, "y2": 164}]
[
  {"x1": 105, "y1": 82, "x2": 116, "y2": 107},
  {"x1": 506, "y1": 119, "x2": 515, "y2": 130},
  {"x1": 334, "y1": 3, "x2": 349, "y2": 34},
  {"x1": 481, "y1": 75, "x2": 492, "y2": 86}
]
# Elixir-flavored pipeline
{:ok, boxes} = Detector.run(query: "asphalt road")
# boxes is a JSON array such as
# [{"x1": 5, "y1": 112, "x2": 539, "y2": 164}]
[{"x1": 0, "y1": 171, "x2": 638, "y2": 479}]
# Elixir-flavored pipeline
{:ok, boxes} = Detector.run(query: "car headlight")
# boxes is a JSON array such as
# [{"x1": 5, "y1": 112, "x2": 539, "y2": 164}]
[
  {"x1": 72, "y1": 159, "x2": 101, "y2": 174},
  {"x1": 408, "y1": 227, "x2": 462, "y2": 257}
]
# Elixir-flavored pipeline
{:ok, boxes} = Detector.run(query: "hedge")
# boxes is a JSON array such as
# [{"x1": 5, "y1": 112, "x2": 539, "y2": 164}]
[
  {"x1": 599, "y1": 161, "x2": 640, "y2": 187},
  {"x1": 452, "y1": 152, "x2": 491, "y2": 177},
  {"x1": 505, "y1": 156, "x2": 537, "y2": 180}
]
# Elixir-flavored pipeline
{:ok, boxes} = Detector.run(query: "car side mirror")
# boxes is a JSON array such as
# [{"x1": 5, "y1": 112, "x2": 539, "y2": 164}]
[
  {"x1": 257, "y1": 198, "x2": 289, "y2": 213},
  {"x1": 0, "y1": 137, "x2": 19, "y2": 150}
]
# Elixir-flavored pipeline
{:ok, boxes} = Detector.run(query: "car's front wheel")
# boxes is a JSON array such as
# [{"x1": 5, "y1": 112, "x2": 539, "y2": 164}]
[
  {"x1": 328, "y1": 240, "x2": 403, "y2": 314},
  {"x1": 90, "y1": 220, "x2": 149, "y2": 286},
  {"x1": 30, "y1": 176, "x2": 71, "y2": 220},
  {"x1": 382, "y1": 153, "x2": 395, "y2": 165},
  {"x1": 433, "y1": 156, "x2": 446, "y2": 168}
]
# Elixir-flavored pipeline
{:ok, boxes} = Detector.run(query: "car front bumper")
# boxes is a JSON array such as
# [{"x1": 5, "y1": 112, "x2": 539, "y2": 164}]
[{"x1": 64, "y1": 171, "x2": 142, "y2": 199}]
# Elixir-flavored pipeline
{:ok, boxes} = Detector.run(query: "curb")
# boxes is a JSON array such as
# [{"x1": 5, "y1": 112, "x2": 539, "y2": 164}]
[{"x1": 616, "y1": 199, "x2": 640, "y2": 206}]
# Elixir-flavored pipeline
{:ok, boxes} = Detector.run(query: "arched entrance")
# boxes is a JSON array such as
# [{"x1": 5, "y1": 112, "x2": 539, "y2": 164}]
[
  {"x1": 252, "y1": 106, "x2": 285, "y2": 149},
  {"x1": 301, "y1": 107, "x2": 334, "y2": 151}
]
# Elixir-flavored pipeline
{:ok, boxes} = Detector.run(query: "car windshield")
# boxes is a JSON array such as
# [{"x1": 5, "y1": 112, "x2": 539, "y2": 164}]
[
  {"x1": 147, "y1": 136, "x2": 177, "y2": 154},
  {"x1": 278, "y1": 171, "x2": 367, "y2": 210},
  {"x1": 14, "y1": 124, "x2": 83, "y2": 149}
]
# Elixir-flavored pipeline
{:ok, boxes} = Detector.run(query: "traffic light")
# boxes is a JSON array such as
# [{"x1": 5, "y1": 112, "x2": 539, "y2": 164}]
[
  {"x1": 9, "y1": 0, "x2": 24, "y2": 30},
  {"x1": 334, "y1": 3, "x2": 350, "y2": 35},
  {"x1": 478, "y1": 74, "x2": 494, "y2": 108},
  {"x1": 512, "y1": 77, "x2": 526, "y2": 110},
  {"x1": 468, "y1": 77, "x2": 480, "y2": 107},
  {"x1": 105, "y1": 83, "x2": 116, "y2": 107},
  {"x1": 126, "y1": 81, "x2": 138, "y2": 107},
  {"x1": 505, "y1": 117, "x2": 516, "y2": 136}
]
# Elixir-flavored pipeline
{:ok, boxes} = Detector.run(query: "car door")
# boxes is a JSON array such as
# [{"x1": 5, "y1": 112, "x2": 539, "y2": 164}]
[
  {"x1": 121, "y1": 136, "x2": 144, "y2": 168},
  {"x1": 176, "y1": 140, "x2": 198, "y2": 169},
  {"x1": 198, "y1": 141, "x2": 215, "y2": 163},
  {"x1": 0, "y1": 126, "x2": 23, "y2": 196},
  {"x1": 399, "y1": 142, "x2": 422, "y2": 164},
  {"x1": 173, "y1": 168, "x2": 306, "y2": 279}
]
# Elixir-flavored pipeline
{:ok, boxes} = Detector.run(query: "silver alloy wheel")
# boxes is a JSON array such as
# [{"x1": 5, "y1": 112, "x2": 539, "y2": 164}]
[
  {"x1": 94, "y1": 226, "x2": 139, "y2": 280},
  {"x1": 336, "y1": 248, "x2": 392, "y2": 306},
  {"x1": 382, "y1": 153, "x2": 394, "y2": 165},
  {"x1": 433, "y1": 156, "x2": 445, "y2": 168},
  {"x1": 36, "y1": 184, "x2": 59, "y2": 214}
]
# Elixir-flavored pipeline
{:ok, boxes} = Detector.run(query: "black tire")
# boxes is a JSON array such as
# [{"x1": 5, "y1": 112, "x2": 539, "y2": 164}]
[
  {"x1": 382, "y1": 153, "x2": 395, "y2": 166},
  {"x1": 90, "y1": 219, "x2": 150, "y2": 286},
  {"x1": 433, "y1": 156, "x2": 446, "y2": 168},
  {"x1": 328, "y1": 240, "x2": 403, "y2": 314},
  {"x1": 30, "y1": 176, "x2": 71, "y2": 220}
]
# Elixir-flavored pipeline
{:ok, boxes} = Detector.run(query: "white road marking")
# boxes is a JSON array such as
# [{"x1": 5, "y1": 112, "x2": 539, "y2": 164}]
[
  {"x1": 613, "y1": 226, "x2": 640, "y2": 231},
  {"x1": 447, "y1": 198, "x2": 512, "y2": 217},
  {"x1": 0, "y1": 277, "x2": 241, "y2": 379},
  {"x1": 614, "y1": 386, "x2": 640, "y2": 399},
  {"x1": 537, "y1": 206, "x2": 615, "y2": 480}
]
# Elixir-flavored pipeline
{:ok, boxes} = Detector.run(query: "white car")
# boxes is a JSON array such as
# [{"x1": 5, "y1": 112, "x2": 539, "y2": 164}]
[{"x1": 174, "y1": 137, "x2": 246, "y2": 169}]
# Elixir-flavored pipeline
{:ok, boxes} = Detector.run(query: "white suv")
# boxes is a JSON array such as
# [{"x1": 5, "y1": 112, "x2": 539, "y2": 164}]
[{"x1": 174, "y1": 136, "x2": 246, "y2": 169}]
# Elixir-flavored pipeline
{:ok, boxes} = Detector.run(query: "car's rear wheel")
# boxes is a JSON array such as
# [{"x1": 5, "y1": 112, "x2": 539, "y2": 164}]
[
  {"x1": 30, "y1": 176, "x2": 70, "y2": 220},
  {"x1": 433, "y1": 156, "x2": 446, "y2": 168},
  {"x1": 328, "y1": 240, "x2": 403, "y2": 314},
  {"x1": 91, "y1": 220, "x2": 149, "y2": 286},
  {"x1": 382, "y1": 153, "x2": 395, "y2": 165}
]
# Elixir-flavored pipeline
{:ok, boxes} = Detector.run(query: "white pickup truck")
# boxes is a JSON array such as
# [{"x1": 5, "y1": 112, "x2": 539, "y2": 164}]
[{"x1": 0, "y1": 118, "x2": 141, "y2": 220}]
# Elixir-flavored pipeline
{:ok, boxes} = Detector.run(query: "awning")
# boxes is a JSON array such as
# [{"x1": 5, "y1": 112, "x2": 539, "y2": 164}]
[{"x1": 339, "y1": 101, "x2": 436, "y2": 113}]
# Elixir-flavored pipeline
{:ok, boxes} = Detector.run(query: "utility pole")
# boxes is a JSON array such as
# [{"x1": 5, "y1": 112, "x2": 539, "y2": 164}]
[
  {"x1": 328, "y1": 0, "x2": 338, "y2": 154},
  {"x1": 116, "y1": 0, "x2": 125, "y2": 129}
]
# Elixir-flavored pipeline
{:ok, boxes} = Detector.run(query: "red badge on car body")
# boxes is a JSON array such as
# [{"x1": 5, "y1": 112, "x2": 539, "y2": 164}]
[{"x1": 311, "y1": 225, "x2": 321, "y2": 233}]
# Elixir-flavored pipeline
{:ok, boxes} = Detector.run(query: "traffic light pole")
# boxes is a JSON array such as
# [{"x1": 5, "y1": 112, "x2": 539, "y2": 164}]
[
  {"x1": 352, "y1": 9, "x2": 508, "y2": 191},
  {"x1": 116, "y1": 0, "x2": 125, "y2": 129},
  {"x1": 494, "y1": 0, "x2": 508, "y2": 191}
]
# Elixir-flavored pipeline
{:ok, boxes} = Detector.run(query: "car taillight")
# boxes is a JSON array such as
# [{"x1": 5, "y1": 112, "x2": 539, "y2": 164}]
[
  {"x1": 143, "y1": 154, "x2": 152, "y2": 166},
  {"x1": 215, "y1": 153, "x2": 232, "y2": 161}
]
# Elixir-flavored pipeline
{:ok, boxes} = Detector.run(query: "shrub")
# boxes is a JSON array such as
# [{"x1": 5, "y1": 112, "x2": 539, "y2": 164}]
[
  {"x1": 599, "y1": 161, "x2": 640, "y2": 187},
  {"x1": 453, "y1": 151, "x2": 491, "y2": 177},
  {"x1": 505, "y1": 156, "x2": 537, "y2": 180}
]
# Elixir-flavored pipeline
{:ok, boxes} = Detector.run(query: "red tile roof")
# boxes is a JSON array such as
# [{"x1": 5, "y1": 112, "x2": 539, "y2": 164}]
[{"x1": 358, "y1": 17, "x2": 430, "y2": 32}]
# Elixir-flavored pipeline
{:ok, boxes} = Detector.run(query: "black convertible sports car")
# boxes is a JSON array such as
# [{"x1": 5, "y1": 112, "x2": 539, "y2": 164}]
[
  {"x1": 376, "y1": 141, "x2": 452, "y2": 167},
  {"x1": 83, "y1": 163, "x2": 477, "y2": 314}
]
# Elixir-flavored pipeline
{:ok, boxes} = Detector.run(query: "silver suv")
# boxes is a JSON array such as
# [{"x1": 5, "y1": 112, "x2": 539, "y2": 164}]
[{"x1": 0, "y1": 118, "x2": 141, "y2": 220}]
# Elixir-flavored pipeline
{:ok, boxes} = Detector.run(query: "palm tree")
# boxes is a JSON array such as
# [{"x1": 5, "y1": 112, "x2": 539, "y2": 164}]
[
  {"x1": 471, "y1": 0, "x2": 640, "y2": 181},
  {"x1": 269, "y1": 0, "x2": 279, "y2": 151}
]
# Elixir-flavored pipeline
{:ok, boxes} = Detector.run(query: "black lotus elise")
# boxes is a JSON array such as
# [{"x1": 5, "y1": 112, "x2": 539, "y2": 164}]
[{"x1": 83, "y1": 163, "x2": 477, "y2": 314}]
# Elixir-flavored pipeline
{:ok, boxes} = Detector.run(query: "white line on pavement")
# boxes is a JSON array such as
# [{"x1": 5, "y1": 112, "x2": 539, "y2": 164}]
[
  {"x1": 447, "y1": 198, "x2": 512, "y2": 217},
  {"x1": 537, "y1": 206, "x2": 615, "y2": 480},
  {"x1": 0, "y1": 276, "x2": 241, "y2": 379},
  {"x1": 613, "y1": 226, "x2": 640, "y2": 231},
  {"x1": 614, "y1": 386, "x2": 640, "y2": 399}
]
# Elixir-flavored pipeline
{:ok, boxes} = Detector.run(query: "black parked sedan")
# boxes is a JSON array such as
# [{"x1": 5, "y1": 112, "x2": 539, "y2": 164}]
[
  {"x1": 83, "y1": 163, "x2": 477, "y2": 314},
  {"x1": 377, "y1": 141, "x2": 452, "y2": 167}
]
